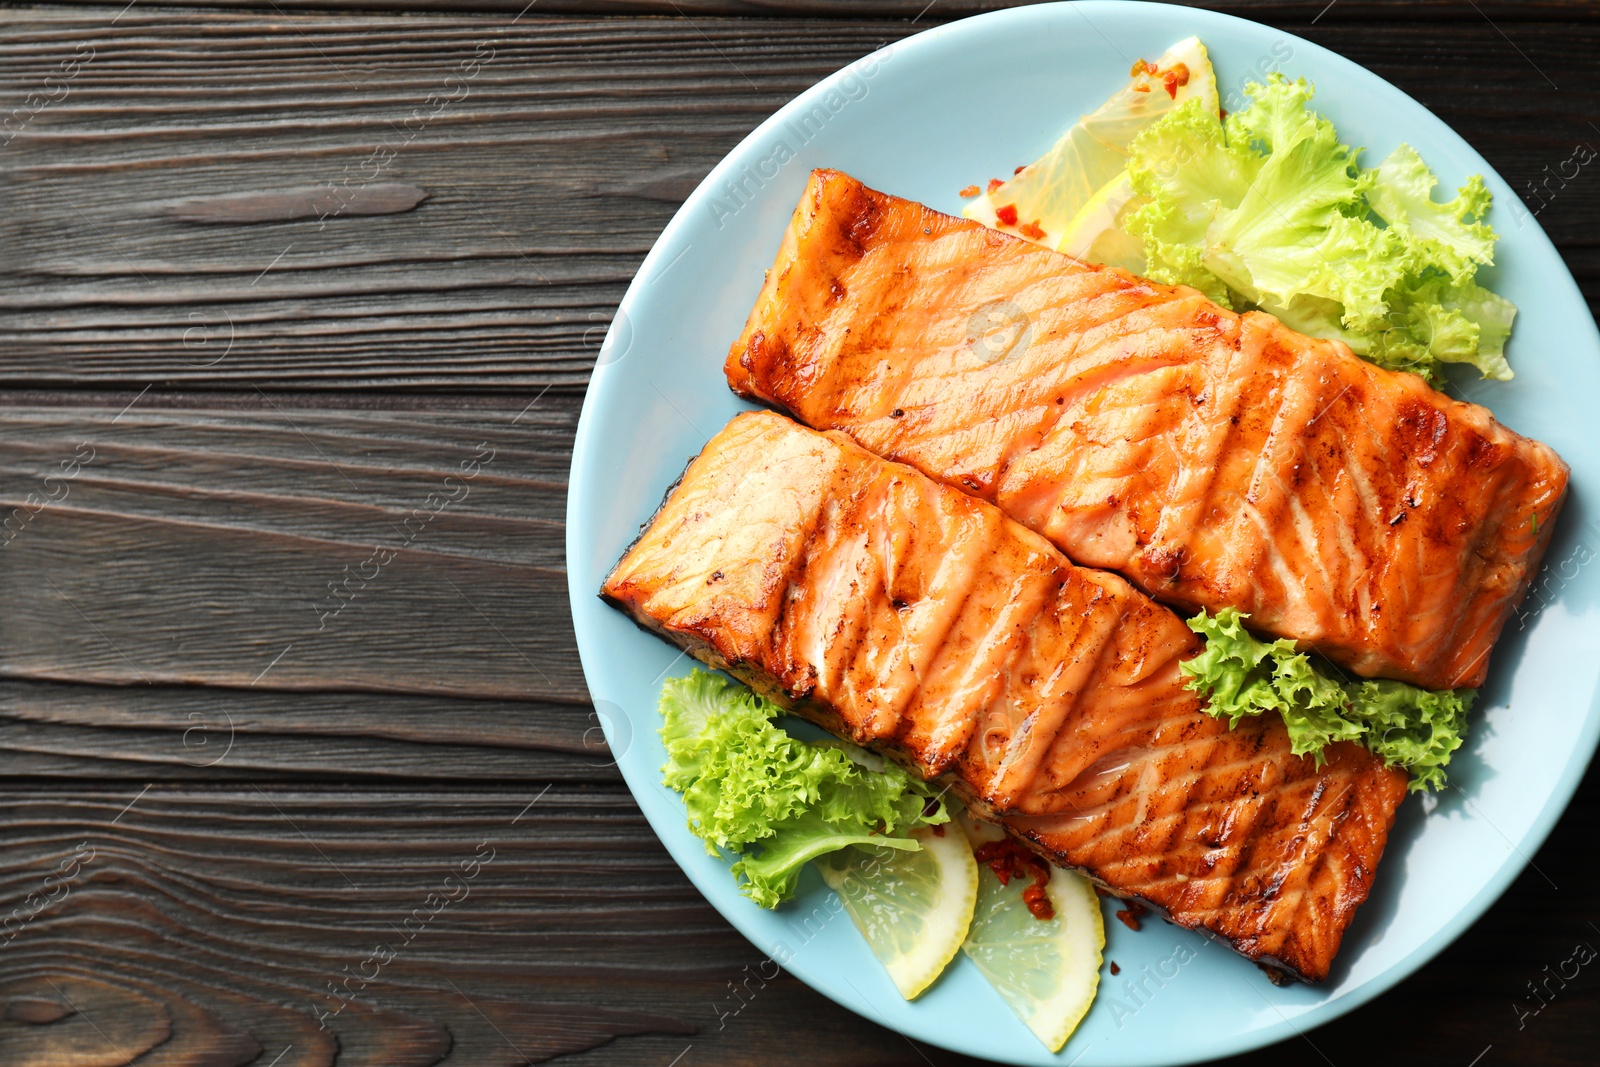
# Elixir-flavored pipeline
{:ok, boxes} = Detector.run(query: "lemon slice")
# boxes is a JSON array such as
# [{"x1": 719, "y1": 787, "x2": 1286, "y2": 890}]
[
  {"x1": 964, "y1": 35, "x2": 1217, "y2": 252},
  {"x1": 816, "y1": 826, "x2": 979, "y2": 1000},
  {"x1": 1058, "y1": 169, "x2": 1147, "y2": 272},
  {"x1": 961, "y1": 860, "x2": 1105, "y2": 1052}
]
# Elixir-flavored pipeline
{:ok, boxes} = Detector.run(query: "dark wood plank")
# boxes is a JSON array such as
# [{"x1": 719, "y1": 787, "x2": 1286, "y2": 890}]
[
  {"x1": 2, "y1": 7, "x2": 1596, "y2": 391},
  {"x1": 0, "y1": 391, "x2": 626, "y2": 780},
  {"x1": 0, "y1": 395, "x2": 586, "y2": 700},
  {"x1": 0, "y1": 679, "x2": 610, "y2": 781}
]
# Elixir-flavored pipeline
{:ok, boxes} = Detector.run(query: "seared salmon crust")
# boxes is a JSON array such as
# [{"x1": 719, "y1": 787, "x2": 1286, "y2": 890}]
[
  {"x1": 727, "y1": 169, "x2": 1569, "y2": 690},
  {"x1": 603, "y1": 411, "x2": 1410, "y2": 982}
]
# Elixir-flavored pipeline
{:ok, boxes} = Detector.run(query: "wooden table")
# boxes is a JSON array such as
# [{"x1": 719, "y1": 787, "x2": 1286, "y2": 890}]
[{"x1": 0, "y1": 2, "x2": 1595, "y2": 1064}]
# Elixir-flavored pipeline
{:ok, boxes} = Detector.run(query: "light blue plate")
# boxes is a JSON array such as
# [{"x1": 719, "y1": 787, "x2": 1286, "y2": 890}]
[{"x1": 566, "y1": 4, "x2": 1600, "y2": 1063}]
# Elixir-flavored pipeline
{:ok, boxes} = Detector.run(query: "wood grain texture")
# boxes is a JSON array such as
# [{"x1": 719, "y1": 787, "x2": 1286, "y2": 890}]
[
  {"x1": 0, "y1": 395, "x2": 585, "y2": 699},
  {"x1": 1, "y1": 6, "x2": 1596, "y2": 390},
  {"x1": 0, "y1": 679, "x2": 609, "y2": 781},
  {"x1": 0, "y1": 393, "x2": 620, "y2": 785}
]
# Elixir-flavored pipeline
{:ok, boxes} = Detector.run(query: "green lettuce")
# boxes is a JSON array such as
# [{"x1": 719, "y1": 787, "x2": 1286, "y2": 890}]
[
  {"x1": 1180, "y1": 608, "x2": 1472, "y2": 791},
  {"x1": 1367, "y1": 144, "x2": 1495, "y2": 284},
  {"x1": 1126, "y1": 74, "x2": 1514, "y2": 382},
  {"x1": 659, "y1": 668, "x2": 948, "y2": 908}
]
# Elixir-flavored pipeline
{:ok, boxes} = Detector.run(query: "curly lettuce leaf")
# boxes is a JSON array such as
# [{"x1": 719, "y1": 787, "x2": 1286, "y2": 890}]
[
  {"x1": 1346, "y1": 680, "x2": 1473, "y2": 793},
  {"x1": 1126, "y1": 97, "x2": 1259, "y2": 306},
  {"x1": 1180, "y1": 609, "x2": 1473, "y2": 791},
  {"x1": 1225, "y1": 71, "x2": 1319, "y2": 154},
  {"x1": 1124, "y1": 72, "x2": 1516, "y2": 383},
  {"x1": 1179, "y1": 607, "x2": 1363, "y2": 757},
  {"x1": 1367, "y1": 144, "x2": 1496, "y2": 284},
  {"x1": 659, "y1": 669, "x2": 947, "y2": 908}
]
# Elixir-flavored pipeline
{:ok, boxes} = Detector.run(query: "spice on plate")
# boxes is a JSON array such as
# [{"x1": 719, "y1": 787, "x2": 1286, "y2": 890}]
[
  {"x1": 974, "y1": 838, "x2": 1056, "y2": 921},
  {"x1": 1115, "y1": 899, "x2": 1148, "y2": 931}
]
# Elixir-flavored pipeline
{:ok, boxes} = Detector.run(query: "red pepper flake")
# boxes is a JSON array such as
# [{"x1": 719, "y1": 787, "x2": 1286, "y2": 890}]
[
  {"x1": 1169, "y1": 61, "x2": 1191, "y2": 87},
  {"x1": 1129, "y1": 58, "x2": 1157, "y2": 77},
  {"x1": 1019, "y1": 220, "x2": 1046, "y2": 240},
  {"x1": 1028, "y1": 859, "x2": 1051, "y2": 890},
  {"x1": 1014, "y1": 164, "x2": 1028, "y2": 175},
  {"x1": 986, "y1": 177, "x2": 1006, "y2": 194},
  {"x1": 994, "y1": 204, "x2": 1019, "y2": 226},
  {"x1": 974, "y1": 839, "x2": 1055, "y2": 919},
  {"x1": 1109, "y1": 961, "x2": 1121, "y2": 976},
  {"x1": 1162, "y1": 72, "x2": 1180, "y2": 98},
  {"x1": 974, "y1": 840, "x2": 1020, "y2": 885},
  {"x1": 1133, "y1": 84, "x2": 1151, "y2": 93},
  {"x1": 958, "y1": 184, "x2": 981, "y2": 198},
  {"x1": 1022, "y1": 883, "x2": 1055, "y2": 921},
  {"x1": 1115, "y1": 899, "x2": 1148, "y2": 931}
]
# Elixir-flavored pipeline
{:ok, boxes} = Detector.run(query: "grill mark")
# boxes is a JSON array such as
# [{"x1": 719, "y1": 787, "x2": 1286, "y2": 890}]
[
  {"x1": 994, "y1": 584, "x2": 1125, "y2": 807},
  {"x1": 888, "y1": 500, "x2": 1001, "y2": 771}
]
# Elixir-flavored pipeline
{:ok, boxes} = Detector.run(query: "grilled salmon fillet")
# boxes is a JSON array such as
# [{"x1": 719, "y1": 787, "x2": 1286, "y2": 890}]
[
  {"x1": 603, "y1": 411, "x2": 1410, "y2": 981},
  {"x1": 726, "y1": 169, "x2": 1568, "y2": 690}
]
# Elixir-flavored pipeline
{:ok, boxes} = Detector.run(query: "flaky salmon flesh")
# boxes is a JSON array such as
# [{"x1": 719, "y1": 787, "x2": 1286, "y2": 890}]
[
  {"x1": 603, "y1": 411, "x2": 1410, "y2": 982},
  {"x1": 727, "y1": 169, "x2": 1569, "y2": 691}
]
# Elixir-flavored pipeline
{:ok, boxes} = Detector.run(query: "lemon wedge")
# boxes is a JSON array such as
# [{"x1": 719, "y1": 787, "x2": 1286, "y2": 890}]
[
  {"x1": 961, "y1": 858, "x2": 1106, "y2": 1052},
  {"x1": 1058, "y1": 169, "x2": 1147, "y2": 271},
  {"x1": 816, "y1": 826, "x2": 979, "y2": 1000},
  {"x1": 964, "y1": 35, "x2": 1217, "y2": 255}
]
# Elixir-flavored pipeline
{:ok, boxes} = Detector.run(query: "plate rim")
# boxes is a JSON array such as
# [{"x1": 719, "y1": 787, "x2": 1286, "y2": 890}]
[{"x1": 565, "y1": 3, "x2": 1600, "y2": 1063}]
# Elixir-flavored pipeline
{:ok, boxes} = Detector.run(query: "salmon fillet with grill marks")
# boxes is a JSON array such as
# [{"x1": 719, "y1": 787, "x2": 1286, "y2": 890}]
[
  {"x1": 726, "y1": 169, "x2": 1569, "y2": 690},
  {"x1": 602, "y1": 410, "x2": 1410, "y2": 982}
]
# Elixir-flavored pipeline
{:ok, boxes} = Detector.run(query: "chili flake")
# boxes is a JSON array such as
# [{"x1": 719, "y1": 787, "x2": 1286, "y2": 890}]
[
  {"x1": 959, "y1": 184, "x2": 981, "y2": 198},
  {"x1": 1115, "y1": 899, "x2": 1148, "y2": 931},
  {"x1": 1022, "y1": 883, "x2": 1055, "y2": 921},
  {"x1": 987, "y1": 177, "x2": 1006, "y2": 194},
  {"x1": 994, "y1": 204, "x2": 1019, "y2": 226},
  {"x1": 1019, "y1": 220, "x2": 1046, "y2": 240},
  {"x1": 973, "y1": 838, "x2": 1056, "y2": 921}
]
